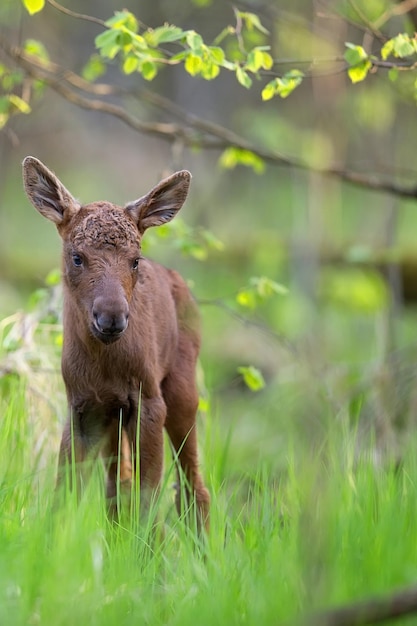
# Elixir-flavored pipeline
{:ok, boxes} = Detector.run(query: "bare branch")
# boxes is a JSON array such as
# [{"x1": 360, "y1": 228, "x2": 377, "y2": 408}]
[
  {"x1": 46, "y1": 0, "x2": 106, "y2": 27},
  {"x1": 2, "y1": 36, "x2": 417, "y2": 202},
  {"x1": 300, "y1": 584, "x2": 417, "y2": 626}
]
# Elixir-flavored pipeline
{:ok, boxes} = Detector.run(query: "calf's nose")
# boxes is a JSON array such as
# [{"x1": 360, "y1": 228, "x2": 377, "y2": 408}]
[{"x1": 93, "y1": 295, "x2": 129, "y2": 337}]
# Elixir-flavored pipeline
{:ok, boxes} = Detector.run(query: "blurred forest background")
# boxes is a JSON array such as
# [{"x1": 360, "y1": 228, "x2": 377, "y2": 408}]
[{"x1": 2, "y1": 0, "x2": 417, "y2": 469}]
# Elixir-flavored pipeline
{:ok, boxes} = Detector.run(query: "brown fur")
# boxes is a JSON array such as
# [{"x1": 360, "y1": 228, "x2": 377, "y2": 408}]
[{"x1": 22, "y1": 157, "x2": 210, "y2": 530}]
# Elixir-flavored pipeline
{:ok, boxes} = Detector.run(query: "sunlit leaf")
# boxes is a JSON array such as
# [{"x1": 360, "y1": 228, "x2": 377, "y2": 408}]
[
  {"x1": 209, "y1": 46, "x2": 225, "y2": 65},
  {"x1": 238, "y1": 11, "x2": 269, "y2": 35},
  {"x1": 200, "y1": 59, "x2": 220, "y2": 80},
  {"x1": 145, "y1": 25, "x2": 184, "y2": 46},
  {"x1": 122, "y1": 55, "x2": 138, "y2": 74},
  {"x1": 219, "y1": 147, "x2": 264, "y2": 173},
  {"x1": 347, "y1": 59, "x2": 372, "y2": 84},
  {"x1": 262, "y1": 70, "x2": 304, "y2": 100},
  {"x1": 236, "y1": 66, "x2": 252, "y2": 88},
  {"x1": 388, "y1": 68, "x2": 398, "y2": 82},
  {"x1": 344, "y1": 44, "x2": 372, "y2": 83},
  {"x1": 105, "y1": 10, "x2": 138, "y2": 33},
  {"x1": 140, "y1": 61, "x2": 158, "y2": 80},
  {"x1": 321, "y1": 268, "x2": 389, "y2": 313},
  {"x1": 185, "y1": 54, "x2": 203, "y2": 76},
  {"x1": 24, "y1": 39, "x2": 49, "y2": 64},
  {"x1": 186, "y1": 31, "x2": 204, "y2": 51},
  {"x1": 261, "y1": 80, "x2": 277, "y2": 101},
  {"x1": 390, "y1": 33, "x2": 415, "y2": 58},
  {"x1": 251, "y1": 276, "x2": 288, "y2": 298},
  {"x1": 22, "y1": 0, "x2": 45, "y2": 15},
  {"x1": 236, "y1": 289, "x2": 257, "y2": 308},
  {"x1": 246, "y1": 48, "x2": 273, "y2": 72},
  {"x1": 198, "y1": 396, "x2": 210, "y2": 412},
  {"x1": 237, "y1": 366, "x2": 266, "y2": 392},
  {"x1": 45, "y1": 269, "x2": 61, "y2": 287},
  {"x1": 82, "y1": 54, "x2": 106, "y2": 82},
  {"x1": 95, "y1": 29, "x2": 121, "y2": 59},
  {"x1": 344, "y1": 43, "x2": 368, "y2": 66},
  {"x1": 8, "y1": 95, "x2": 31, "y2": 114}
]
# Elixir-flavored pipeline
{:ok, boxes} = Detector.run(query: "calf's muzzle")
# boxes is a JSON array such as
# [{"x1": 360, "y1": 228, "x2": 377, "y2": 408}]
[{"x1": 92, "y1": 294, "x2": 129, "y2": 343}]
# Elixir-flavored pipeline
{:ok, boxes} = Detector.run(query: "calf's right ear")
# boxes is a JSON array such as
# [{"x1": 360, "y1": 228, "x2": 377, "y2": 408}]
[{"x1": 22, "y1": 156, "x2": 81, "y2": 225}]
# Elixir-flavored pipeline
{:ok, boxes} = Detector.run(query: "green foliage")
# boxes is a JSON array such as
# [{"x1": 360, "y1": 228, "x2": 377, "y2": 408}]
[
  {"x1": 91, "y1": 8, "x2": 272, "y2": 89},
  {"x1": 219, "y1": 147, "x2": 265, "y2": 173},
  {"x1": 381, "y1": 33, "x2": 417, "y2": 60},
  {"x1": 261, "y1": 69, "x2": 304, "y2": 100},
  {"x1": 21, "y1": 0, "x2": 44, "y2": 15},
  {"x1": 320, "y1": 268, "x2": 389, "y2": 313},
  {"x1": 236, "y1": 276, "x2": 288, "y2": 309},
  {"x1": 81, "y1": 54, "x2": 107, "y2": 82},
  {"x1": 143, "y1": 217, "x2": 224, "y2": 261},
  {"x1": 0, "y1": 65, "x2": 30, "y2": 129},
  {"x1": 344, "y1": 43, "x2": 372, "y2": 84},
  {"x1": 237, "y1": 365, "x2": 266, "y2": 391}
]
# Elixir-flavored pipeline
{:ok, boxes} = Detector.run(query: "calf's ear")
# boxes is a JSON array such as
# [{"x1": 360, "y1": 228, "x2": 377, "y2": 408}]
[
  {"x1": 22, "y1": 156, "x2": 81, "y2": 225},
  {"x1": 125, "y1": 170, "x2": 191, "y2": 232}
]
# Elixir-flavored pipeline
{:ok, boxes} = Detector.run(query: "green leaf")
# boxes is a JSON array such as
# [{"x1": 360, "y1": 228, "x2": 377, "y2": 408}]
[
  {"x1": 208, "y1": 46, "x2": 225, "y2": 65},
  {"x1": 185, "y1": 54, "x2": 203, "y2": 76},
  {"x1": 388, "y1": 67, "x2": 398, "y2": 82},
  {"x1": 123, "y1": 55, "x2": 139, "y2": 74},
  {"x1": 238, "y1": 11, "x2": 269, "y2": 35},
  {"x1": 321, "y1": 268, "x2": 389, "y2": 313},
  {"x1": 8, "y1": 95, "x2": 31, "y2": 114},
  {"x1": 344, "y1": 43, "x2": 367, "y2": 66},
  {"x1": 236, "y1": 66, "x2": 252, "y2": 88},
  {"x1": 82, "y1": 54, "x2": 106, "y2": 82},
  {"x1": 95, "y1": 29, "x2": 121, "y2": 59},
  {"x1": 200, "y1": 59, "x2": 220, "y2": 80},
  {"x1": 105, "y1": 10, "x2": 138, "y2": 33},
  {"x1": 236, "y1": 289, "x2": 257, "y2": 309},
  {"x1": 246, "y1": 48, "x2": 273, "y2": 72},
  {"x1": 219, "y1": 147, "x2": 264, "y2": 173},
  {"x1": 24, "y1": 39, "x2": 49, "y2": 64},
  {"x1": 22, "y1": 0, "x2": 45, "y2": 15},
  {"x1": 261, "y1": 80, "x2": 277, "y2": 101},
  {"x1": 347, "y1": 59, "x2": 372, "y2": 83},
  {"x1": 237, "y1": 366, "x2": 266, "y2": 392},
  {"x1": 381, "y1": 39, "x2": 394, "y2": 61},
  {"x1": 116, "y1": 30, "x2": 134, "y2": 49},
  {"x1": 45, "y1": 268, "x2": 61, "y2": 287},
  {"x1": 391, "y1": 33, "x2": 415, "y2": 58},
  {"x1": 251, "y1": 276, "x2": 288, "y2": 298},
  {"x1": 344, "y1": 44, "x2": 372, "y2": 83},
  {"x1": 145, "y1": 25, "x2": 184, "y2": 46},
  {"x1": 139, "y1": 60, "x2": 158, "y2": 81},
  {"x1": 263, "y1": 70, "x2": 304, "y2": 99},
  {"x1": 186, "y1": 31, "x2": 204, "y2": 51}
]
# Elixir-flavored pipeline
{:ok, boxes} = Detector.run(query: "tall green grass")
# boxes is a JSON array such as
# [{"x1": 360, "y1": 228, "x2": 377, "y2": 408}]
[{"x1": 1, "y1": 376, "x2": 417, "y2": 625}]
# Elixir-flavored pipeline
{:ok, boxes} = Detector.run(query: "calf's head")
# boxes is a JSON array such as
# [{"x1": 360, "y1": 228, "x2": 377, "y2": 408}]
[{"x1": 23, "y1": 157, "x2": 191, "y2": 344}]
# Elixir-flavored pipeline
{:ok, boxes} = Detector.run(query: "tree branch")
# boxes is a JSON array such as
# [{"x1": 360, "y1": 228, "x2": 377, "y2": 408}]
[
  {"x1": 301, "y1": 584, "x2": 417, "y2": 626},
  {"x1": 2, "y1": 36, "x2": 417, "y2": 201}
]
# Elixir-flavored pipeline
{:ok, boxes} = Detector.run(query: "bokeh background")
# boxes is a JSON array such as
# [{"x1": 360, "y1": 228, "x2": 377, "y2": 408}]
[{"x1": 2, "y1": 0, "x2": 417, "y2": 471}]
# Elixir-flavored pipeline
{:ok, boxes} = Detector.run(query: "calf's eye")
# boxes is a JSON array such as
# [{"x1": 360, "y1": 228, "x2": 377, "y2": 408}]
[
  {"x1": 72, "y1": 254, "x2": 83, "y2": 267},
  {"x1": 132, "y1": 258, "x2": 140, "y2": 270}
]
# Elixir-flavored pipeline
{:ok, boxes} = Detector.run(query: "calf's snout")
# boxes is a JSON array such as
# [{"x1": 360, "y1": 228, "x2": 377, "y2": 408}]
[{"x1": 92, "y1": 294, "x2": 129, "y2": 342}]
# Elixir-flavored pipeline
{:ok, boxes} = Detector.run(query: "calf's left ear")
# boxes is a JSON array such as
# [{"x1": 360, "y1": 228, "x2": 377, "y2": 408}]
[
  {"x1": 22, "y1": 156, "x2": 81, "y2": 226},
  {"x1": 125, "y1": 170, "x2": 191, "y2": 232}
]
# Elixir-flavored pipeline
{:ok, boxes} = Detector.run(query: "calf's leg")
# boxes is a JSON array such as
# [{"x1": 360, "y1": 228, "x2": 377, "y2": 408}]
[{"x1": 163, "y1": 352, "x2": 210, "y2": 532}]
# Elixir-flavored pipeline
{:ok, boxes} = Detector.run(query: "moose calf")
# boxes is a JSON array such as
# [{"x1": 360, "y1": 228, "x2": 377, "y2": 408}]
[{"x1": 23, "y1": 157, "x2": 210, "y2": 530}]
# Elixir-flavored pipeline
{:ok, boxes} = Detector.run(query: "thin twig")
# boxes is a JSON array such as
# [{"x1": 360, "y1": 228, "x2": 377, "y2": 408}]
[{"x1": 46, "y1": 0, "x2": 106, "y2": 27}]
